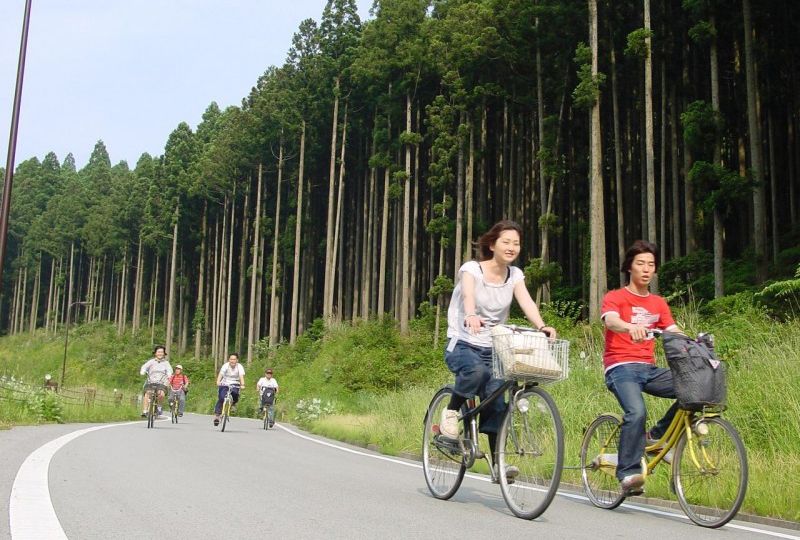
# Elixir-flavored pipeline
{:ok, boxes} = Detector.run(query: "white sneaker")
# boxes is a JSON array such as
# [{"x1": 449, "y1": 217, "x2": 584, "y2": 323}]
[
  {"x1": 439, "y1": 409, "x2": 460, "y2": 439},
  {"x1": 492, "y1": 464, "x2": 520, "y2": 484}
]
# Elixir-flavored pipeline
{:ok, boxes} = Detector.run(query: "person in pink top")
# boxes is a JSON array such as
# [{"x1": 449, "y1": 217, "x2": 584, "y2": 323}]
[{"x1": 600, "y1": 240, "x2": 683, "y2": 496}]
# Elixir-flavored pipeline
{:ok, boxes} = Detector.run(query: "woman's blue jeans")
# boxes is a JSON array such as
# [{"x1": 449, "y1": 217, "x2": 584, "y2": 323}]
[
  {"x1": 444, "y1": 340, "x2": 505, "y2": 434},
  {"x1": 604, "y1": 363, "x2": 678, "y2": 480}
]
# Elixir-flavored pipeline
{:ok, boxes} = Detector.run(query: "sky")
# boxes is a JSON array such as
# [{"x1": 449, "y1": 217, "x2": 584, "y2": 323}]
[{"x1": 0, "y1": 0, "x2": 373, "y2": 170}]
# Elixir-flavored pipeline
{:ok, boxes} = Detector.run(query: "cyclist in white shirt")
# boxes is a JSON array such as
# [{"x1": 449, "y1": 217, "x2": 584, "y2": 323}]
[
  {"x1": 214, "y1": 353, "x2": 245, "y2": 426},
  {"x1": 140, "y1": 345, "x2": 173, "y2": 417},
  {"x1": 257, "y1": 368, "x2": 279, "y2": 427}
]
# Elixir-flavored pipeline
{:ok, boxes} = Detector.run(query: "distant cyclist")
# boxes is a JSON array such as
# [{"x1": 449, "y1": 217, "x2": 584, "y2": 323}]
[
  {"x1": 214, "y1": 353, "x2": 245, "y2": 426},
  {"x1": 140, "y1": 345, "x2": 173, "y2": 418},
  {"x1": 257, "y1": 368, "x2": 279, "y2": 427},
  {"x1": 168, "y1": 364, "x2": 190, "y2": 417}
]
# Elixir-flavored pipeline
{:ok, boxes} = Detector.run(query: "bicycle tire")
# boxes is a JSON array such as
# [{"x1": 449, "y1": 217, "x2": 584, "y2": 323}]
[
  {"x1": 171, "y1": 397, "x2": 179, "y2": 424},
  {"x1": 497, "y1": 386, "x2": 564, "y2": 520},
  {"x1": 147, "y1": 398, "x2": 155, "y2": 429},
  {"x1": 263, "y1": 406, "x2": 269, "y2": 430},
  {"x1": 673, "y1": 417, "x2": 748, "y2": 528},
  {"x1": 221, "y1": 399, "x2": 230, "y2": 432},
  {"x1": 422, "y1": 386, "x2": 466, "y2": 500},
  {"x1": 580, "y1": 414, "x2": 625, "y2": 509}
]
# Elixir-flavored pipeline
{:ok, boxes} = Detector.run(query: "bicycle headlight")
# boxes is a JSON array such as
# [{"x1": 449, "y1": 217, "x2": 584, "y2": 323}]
[{"x1": 516, "y1": 398, "x2": 530, "y2": 413}]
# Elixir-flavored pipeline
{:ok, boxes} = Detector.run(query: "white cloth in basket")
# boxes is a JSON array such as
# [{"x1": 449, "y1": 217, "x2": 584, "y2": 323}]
[{"x1": 491, "y1": 325, "x2": 563, "y2": 378}]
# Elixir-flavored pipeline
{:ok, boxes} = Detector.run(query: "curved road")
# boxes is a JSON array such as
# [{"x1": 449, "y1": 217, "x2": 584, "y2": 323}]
[{"x1": 2, "y1": 415, "x2": 798, "y2": 539}]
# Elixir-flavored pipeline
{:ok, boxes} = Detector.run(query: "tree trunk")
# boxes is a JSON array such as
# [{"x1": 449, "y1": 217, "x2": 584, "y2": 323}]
[
  {"x1": 711, "y1": 13, "x2": 724, "y2": 298},
  {"x1": 588, "y1": 0, "x2": 607, "y2": 319},
  {"x1": 290, "y1": 121, "x2": 306, "y2": 344},
  {"x1": 28, "y1": 258, "x2": 41, "y2": 333},
  {"x1": 454, "y1": 110, "x2": 465, "y2": 280},
  {"x1": 644, "y1": 0, "x2": 657, "y2": 284},
  {"x1": 400, "y1": 94, "x2": 412, "y2": 334},
  {"x1": 236, "y1": 190, "x2": 250, "y2": 356},
  {"x1": 768, "y1": 110, "x2": 778, "y2": 264},
  {"x1": 611, "y1": 44, "x2": 625, "y2": 286},
  {"x1": 743, "y1": 0, "x2": 767, "y2": 283},
  {"x1": 166, "y1": 204, "x2": 179, "y2": 355},
  {"x1": 378, "y1": 95, "x2": 391, "y2": 318},
  {"x1": 331, "y1": 102, "x2": 349, "y2": 322},
  {"x1": 248, "y1": 164, "x2": 264, "y2": 363},
  {"x1": 324, "y1": 78, "x2": 340, "y2": 320},
  {"x1": 270, "y1": 141, "x2": 284, "y2": 346},
  {"x1": 195, "y1": 203, "x2": 207, "y2": 359}
]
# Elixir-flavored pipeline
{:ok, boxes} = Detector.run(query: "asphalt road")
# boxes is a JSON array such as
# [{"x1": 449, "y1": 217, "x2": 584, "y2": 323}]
[{"x1": 2, "y1": 415, "x2": 798, "y2": 539}]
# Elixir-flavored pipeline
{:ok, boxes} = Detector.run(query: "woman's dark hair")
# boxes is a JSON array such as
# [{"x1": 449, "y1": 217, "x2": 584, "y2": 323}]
[
  {"x1": 621, "y1": 240, "x2": 659, "y2": 283},
  {"x1": 475, "y1": 220, "x2": 523, "y2": 261},
  {"x1": 153, "y1": 345, "x2": 166, "y2": 355}
]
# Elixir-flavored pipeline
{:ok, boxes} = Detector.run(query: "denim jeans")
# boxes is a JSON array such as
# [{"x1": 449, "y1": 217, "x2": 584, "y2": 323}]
[
  {"x1": 214, "y1": 385, "x2": 240, "y2": 415},
  {"x1": 605, "y1": 363, "x2": 678, "y2": 480},
  {"x1": 168, "y1": 388, "x2": 186, "y2": 414},
  {"x1": 444, "y1": 340, "x2": 505, "y2": 434}
]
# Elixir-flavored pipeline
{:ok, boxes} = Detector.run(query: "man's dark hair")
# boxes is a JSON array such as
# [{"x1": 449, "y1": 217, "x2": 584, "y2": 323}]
[{"x1": 621, "y1": 240, "x2": 659, "y2": 283}]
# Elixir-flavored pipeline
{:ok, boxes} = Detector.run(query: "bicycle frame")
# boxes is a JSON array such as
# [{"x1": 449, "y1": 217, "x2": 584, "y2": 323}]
[{"x1": 456, "y1": 379, "x2": 523, "y2": 468}]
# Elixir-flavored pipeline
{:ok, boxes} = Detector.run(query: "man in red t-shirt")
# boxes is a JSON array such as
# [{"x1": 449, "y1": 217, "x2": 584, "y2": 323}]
[{"x1": 600, "y1": 240, "x2": 682, "y2": 496}]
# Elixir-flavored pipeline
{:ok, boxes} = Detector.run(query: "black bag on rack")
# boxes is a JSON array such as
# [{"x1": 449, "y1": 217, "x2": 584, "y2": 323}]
[{"x1": 662, "y1": 332, "x2": 727, "y2": 411}]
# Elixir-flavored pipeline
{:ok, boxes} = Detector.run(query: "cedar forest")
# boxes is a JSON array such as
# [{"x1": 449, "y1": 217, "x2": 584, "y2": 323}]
[{"x1": 2, "y1": 0, "x2": 799, "y2": 366}]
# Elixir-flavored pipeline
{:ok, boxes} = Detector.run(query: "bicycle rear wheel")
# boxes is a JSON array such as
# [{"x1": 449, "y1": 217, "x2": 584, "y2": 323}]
[
  {"x1": 422, "y1": 387, "x2": 466, "y2": 500},
  {"x1": 497, "y1": 386, "x2": 564, "y2": 520},
  {"x1": 580, "y1": 414, "x2": 625, "y2": 509},
  {"x1": 673, "y1": 417, "x2": 748, "y2": 528}
]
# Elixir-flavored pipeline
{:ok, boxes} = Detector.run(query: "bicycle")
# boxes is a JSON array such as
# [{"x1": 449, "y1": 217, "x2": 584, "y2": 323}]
[
  {"x1": 219, "y1": 383, "x2": 240, "y2": 432},
  {"x1": 142, "y1": 373, "x2": 169, "y2": 429},
  {"x1": 169, "y1": 388, "x2": 181, "y2": 424},
  {"x1": 422, "y1": 325, "x2": 570, "y2": 520},
  {"x1": 260, "y1": 387, "x2": 277, "y2": 430},
  {"x1": 580, "y1": 330, "x2": 748, "y2": 528}
]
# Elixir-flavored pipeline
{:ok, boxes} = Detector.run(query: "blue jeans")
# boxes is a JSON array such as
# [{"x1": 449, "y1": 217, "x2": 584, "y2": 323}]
[
  {"x1": 444, "y1": 340, "x2": 505, "y2": 434},
  {"x1": 605, "y1": 363, "x2": 678, "y2": 480},
  {"x1": 214, "y1": 385, "x2": 240, "y2": 415}
]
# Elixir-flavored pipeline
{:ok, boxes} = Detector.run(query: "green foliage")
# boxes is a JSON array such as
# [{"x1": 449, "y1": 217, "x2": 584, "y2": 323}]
[
  {"x1": 688, "y1": 20, "x2": 716, "y2": 43},
  {"x1": 541, "y1": 299, "x2": 584, "y2": 324},
  {"x1": 681, "y1": 100, "x2": 721, "y2": 159},
  {"x1": 524, "y1": 258, "x2": 562, "y2": 291},
  {"x1": 659, "y1": 250, "x2": 713, "y2": 297},
  {"x1": 538, "y1": 212, "x2": 562, "y2": 234},
  {"x1": 399, "y1": 130, "x2": 423, "y2": 146},
  {"x1": 572, "y1": 42, "x2": 606, "y2": 110},
  {"x1": 428, "y1": 274, "x2": 454, "y2": 298},
  {"x1": 624, "y1": 28, "x2": 653, "y2": 58},
  {"x1": 688, "y1": 161, "x2": 754, "y2": 216},
  {"x1": 755, "y1": 264, "x2": 800, "y2": 319}
]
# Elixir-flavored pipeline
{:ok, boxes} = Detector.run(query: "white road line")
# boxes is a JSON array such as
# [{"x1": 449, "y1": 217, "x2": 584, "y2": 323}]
[
  {"x1": 9, "y1": 422, "x2": 135, "y2": 540},
  {"x1": 277, "y1": 424, "x2": 800, "y2": 539}
]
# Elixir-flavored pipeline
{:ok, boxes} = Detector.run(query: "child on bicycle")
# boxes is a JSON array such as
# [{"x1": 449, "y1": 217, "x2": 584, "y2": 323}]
[
  {"x1": 600, "y1": 240, "x2": 683, "y2": 496},
  {"x1": 214, "y1": 353, "x2": 245, "y2": 426},
  {"x1": 257, "y1": 368, "x2": 279, "y2": 427},
  {"x1": 168, "y1": 364, "x2": 190, "y2": 417},
  {"x1": 140, "y1": 345, "x2": 173, "y2": 418},
  {"x1": 440, "y1": 220, "x2": 557, "y2": 482}
]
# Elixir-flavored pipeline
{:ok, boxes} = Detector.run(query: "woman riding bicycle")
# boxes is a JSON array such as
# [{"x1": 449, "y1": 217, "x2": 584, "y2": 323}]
[
  {"x1": 600, "y1": 240, "x2": 683, "y2": 496},
  {"x1": 213, "y1": 353, "x2": 245, "y2": 426},
  {"x1": 140, "y1": 345, "x2": 173, "y2": 418},
  {"x1": 440, "y1": 219, "x2": 557, "y2": 480}
]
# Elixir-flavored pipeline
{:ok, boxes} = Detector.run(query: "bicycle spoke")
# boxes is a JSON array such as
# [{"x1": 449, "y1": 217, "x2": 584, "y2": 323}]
[{"x1": 580, "y1": 415, "x2": 625, "y2": 509}]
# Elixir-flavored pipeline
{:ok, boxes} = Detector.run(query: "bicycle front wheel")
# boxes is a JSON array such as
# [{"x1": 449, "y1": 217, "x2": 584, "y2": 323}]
[
  {"x1": 221, "y1": 401, "x2": 230, "y2": 432},
  {"x1": 497, "y1": 386, "x2": 564, "y2": 520},
  {"x1": 422, "y1": 387, "x2": 466, "y2": 500},
  {"x1": 147, "y1": 394, "x2": 156, "y2": 429},
  {"x1": 580, "y1": 414, "x2": 625, "y2": 509},
  {"x1": 171, "y1": 399, "x2": 178, "y2": 424},
  {"x1": 673, "y1": 417, "x2": 748, "y2": 528},
  {"x1": 263, "y1": 407, "x2": 269, "y2": 430}
]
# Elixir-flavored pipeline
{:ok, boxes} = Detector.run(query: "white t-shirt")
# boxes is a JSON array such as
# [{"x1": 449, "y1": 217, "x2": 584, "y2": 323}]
[
  {"x1": 218, "y1": 363, "x2": 245, "y2": 386},
  {"x1": 140, "y1": 358, "x2": 173, "y2": 384},
  {"x1": 257, "y1": 377, "x2": 279, "y2": 393},
  {"x1": 446, "y1": 260, "x2": 524, "y2": 347}
]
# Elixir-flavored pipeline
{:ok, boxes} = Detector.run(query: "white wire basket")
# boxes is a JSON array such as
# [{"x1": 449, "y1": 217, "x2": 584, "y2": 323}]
[{"x1": 491, "y1": 325, "x2": 570, "y2": 383}]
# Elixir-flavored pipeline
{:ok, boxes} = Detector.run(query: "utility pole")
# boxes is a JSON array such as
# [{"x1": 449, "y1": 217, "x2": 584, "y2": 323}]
[{"x1": 0, "y1": 0, "x2": 33, "y2": 292}]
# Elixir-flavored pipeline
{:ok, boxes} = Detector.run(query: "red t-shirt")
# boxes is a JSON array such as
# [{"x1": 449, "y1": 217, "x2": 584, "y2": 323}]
[
  {"x1": 169, "y1": 373, "x2": 189, "y2": 390},
  {"x1": 601, "y1": 287, "x2": 676, "y2": 371}
]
